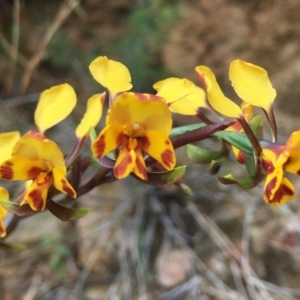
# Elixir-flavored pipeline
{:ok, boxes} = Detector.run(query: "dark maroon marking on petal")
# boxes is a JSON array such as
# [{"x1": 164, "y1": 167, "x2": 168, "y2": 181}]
[
  {"x1": 297, "y1": 169, "x2": 300, "y2": 175},
  {"x1": 116, "y1": 132, "x2": 126, "y2": 146},
  {"x1": 27, "y1": 166, "x2": 42, "y2": 179},
  {"x1": 61, "y1": 179, "x2": 76, "y2": 197},
  {"x1": 237, "y1": 152, "x2": 245, "y2": 164},
  {"x1": 165, "y1": 139, "x2": 170, "y2": 145},
  {"x1": 28, "y1": 130, "x2": 47, "y2": 141},
  {"x1": 161, "y1": 149, "x2": 174, "y2": 169},
  {"x1": 28, "y1": 189, "x2": 44, "y2": 211},
  {"x1": 0, "y1": 161, "x2": 14, "y2": 180},
  {"x1": 268, "y1": 183, "x2": 294, "y2": 205},
  {"x1": 0, "y1": 223, "x2": 5, "y2": 237},
  {"x1": 285, "y1": 157, "x2": 292, "y2": 165},
  {"x1": 114, "y1": 153, "x2": 133, "y2": 178},
  {"x1": 265, "y1": 176, "x2": 277, "y2": 199},
  {"x1": 138, "y1": 136, "x2": 150, "y2": 151},
  {"x1": 135, "y1": 155, "x2": 148, "y2": 180},
  {"x1": 195, "y1": 72, "x2": 208, "y2": 91},
  {"x1": 93, "y1": 135, "x2": 106, "y2": 157},
  {"x1": 262, "y1": 159, "x2": 274, "y2": 174}
]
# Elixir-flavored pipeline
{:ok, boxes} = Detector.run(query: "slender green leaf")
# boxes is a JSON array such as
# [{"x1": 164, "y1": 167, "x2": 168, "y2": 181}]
[
  {"x1": 213, "y1": 131, "x2": 253, "y2": 155},
  {"x1": 186, "y1": 144, "x2": 224, "y2": 164},
  {"x1": 0, "y1": 240, "x2": 26, "y2": 250},
  {"x1": 47, "y1": 199, "x2": 90, "y2": 222},
  {"x1": 249, "y1": 115, "x2": 263, "y2": 139},
  {"x1": 170, "y1": 123, "x2": 206, "y2": 138},
  {"x1": 89, "y1": 126, "x2": 98, "y2": 142},
  {"x1": 139, "y1": 165, "x2": 186, "y2": 187},
  {"x1": 219, "y1": 172, "x2": 265, "y2": 189},
  {"x1": 0, "y1": 199, "x2": 35, "y2": 216}
]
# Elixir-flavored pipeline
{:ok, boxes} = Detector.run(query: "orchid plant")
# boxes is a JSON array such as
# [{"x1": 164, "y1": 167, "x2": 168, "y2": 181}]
[{"x1": 0, "y1": 55, "x2": 298, "y2": 246}]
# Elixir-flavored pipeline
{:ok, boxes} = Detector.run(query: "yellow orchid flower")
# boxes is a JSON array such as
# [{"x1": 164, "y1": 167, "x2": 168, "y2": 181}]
[
  {"x1": 0, "y1": 187, "x2": 9, "y2": 238},
  {"x1": 196, "y1": 60, "x2": 277, "y2": 139},
  {"x1": 0, "y1": 131, "x2": 76, "y2": 211},
  {"x1": 92, "y1": 92, "x2": 176, "y2": 180},
  {"x1": 153, "y1": 77, "x2": 209, "y2": 115},
  {"x1": 89, "y1": 56, "x2": 132, "y2": 103},
  {"x1": 35, "y1": 83, "x2": 77, "y2": 134},
  {"x1": 261, "y1": 130, "x2": 300, "y2": 205}
]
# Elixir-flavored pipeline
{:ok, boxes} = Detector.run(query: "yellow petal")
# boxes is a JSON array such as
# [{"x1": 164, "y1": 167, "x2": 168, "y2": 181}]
[
  {"x1": 92, "y1": 123, "x2": 124, "y2": 158},
  {"x1": 195, "y1": 66, "x2": 242, "y2": 118},
  {"x1": 170, "y1": 87, "x2": 208, "y2": 115},
  {"x1": 12, "y1": 131, "x2": 66, "y2": 172},
  {"x1": 241, "y1": 102, "x2": 253, "y2": 122},
  {"x1": 229, "y1": 60, "x2": 276, "y2": 112},
  {"x1": 22, "y1": 172, "x2": 52, "y2": 211},
  {"x1": 0, "y1": 157, "x2": 46, "y2": 180},
  {"x1": 0, "y1": 131, "x2": 20, "y2": 164},
  {"x1": 264, "y1": 167, "x2": 283, "y2": 200},
  {"x1": 89, "y1": 56, "x2": 132, "y2": 99},
  {"x1": 108, "y1": 92, "x2": 172, "y2": 136},
  {"x1": 52, "y1": 167, "x2": 76, "y2": 198},
  {"x1": 231, "y1": 146, "x2": 245, "y2": 164},
  {"x1": 0, "y1": 186, "x2": 9, "y2": 201},
  {"x1": 139, "y1": 130, "x2": 176, "y2": 170},
  {"x1": 0, "y1": 187, "x2": 9, "y2": 235},
  {"x1": 76, "y1": 93, "x2": 105, "y2": 138},
  {"x1": 264, "y1": 174, "x2": 294, "y2": 206},
  {"x1": 283, "y1": 130, "x2": 300, "y2": 174},
  {"x1": 133, "y1": 147, "x2": 147, "y2": 180},
  {"x1": 0, "y1": 219, "x2": 6, "y2": 238},
  {"x1": 35, "y1": 83, "x2": 77, "y2": 133},
  {"x1": 114, "y1": 145, "x2": 136, "y2": 179},
  {"x1": 154, "y1": 77, "x2": 195, "y2": 103}
]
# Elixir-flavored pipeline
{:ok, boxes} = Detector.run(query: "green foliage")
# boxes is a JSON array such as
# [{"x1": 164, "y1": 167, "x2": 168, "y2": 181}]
[
  {"x1": 110, "y1": 0, "x2": 181, "y2": 91},
  {"x1": 41, "y1": 237, "x2": 69, "y2": 279}
]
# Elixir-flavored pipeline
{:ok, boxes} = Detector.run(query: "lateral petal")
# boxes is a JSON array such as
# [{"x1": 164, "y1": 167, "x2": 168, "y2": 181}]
[
  {"x1": 139, "y1": 130, "x2": 176, "y2": 170},
  {"x1": 229, "y1": 60, "x2": 276, "y2": 112},
  {"x1": 52, "y1": 167, "x2": 76, "y2": 198},
  {"x1": 264, "y1": 168, "x2": 283, "y2": 201},
  {"x1": 0, "y1": 157, "x2": 46, "y2": 180},
  {"x1": 92, "y1": 123, "x2": 125, "y2": 158},
  {"x1": 22, "y1": 173, "x2": 52, "y2": 211},
  {"x1": 35, "y1": 83, "x2": 77, "y2": 134},
  {"x1": 114, "y1": 146, "x2": 136, "y2": 179},
  {"x1": 195, "y1": 66, "x2": 242, "y2": 118},
  {"x1": 264, "y1": 175, "x2": 294, "y2": 206},
  {"x1": 89, "y1": 56, "x2": 132, "y2": 99},
  {"x1": 133, "y1": 147, "x2": 148, "y2": 180},
  {"x1": 76, "y1": 93, "x2": 105, "y2": 138}
]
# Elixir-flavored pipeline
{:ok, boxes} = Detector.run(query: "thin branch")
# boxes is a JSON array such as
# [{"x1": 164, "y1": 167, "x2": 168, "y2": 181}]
[{"x1": 20, "y1": 0, "x2": 80, "y2": 93}]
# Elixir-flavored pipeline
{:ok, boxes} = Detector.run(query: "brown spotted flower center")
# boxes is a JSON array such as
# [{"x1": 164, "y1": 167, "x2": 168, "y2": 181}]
[{"x1": 124, "y1": 123, "x2": 145, "y2": 151}]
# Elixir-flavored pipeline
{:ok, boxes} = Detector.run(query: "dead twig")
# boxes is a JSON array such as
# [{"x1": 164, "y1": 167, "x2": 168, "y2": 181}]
[{"x1": 20, "y1": 0, "x2": 80, "y2": 94}]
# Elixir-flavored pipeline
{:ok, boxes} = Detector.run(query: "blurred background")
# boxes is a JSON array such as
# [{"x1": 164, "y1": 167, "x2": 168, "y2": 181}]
[{"x1": 1, "y1": 0, "x2": 300, "y2": 299}]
